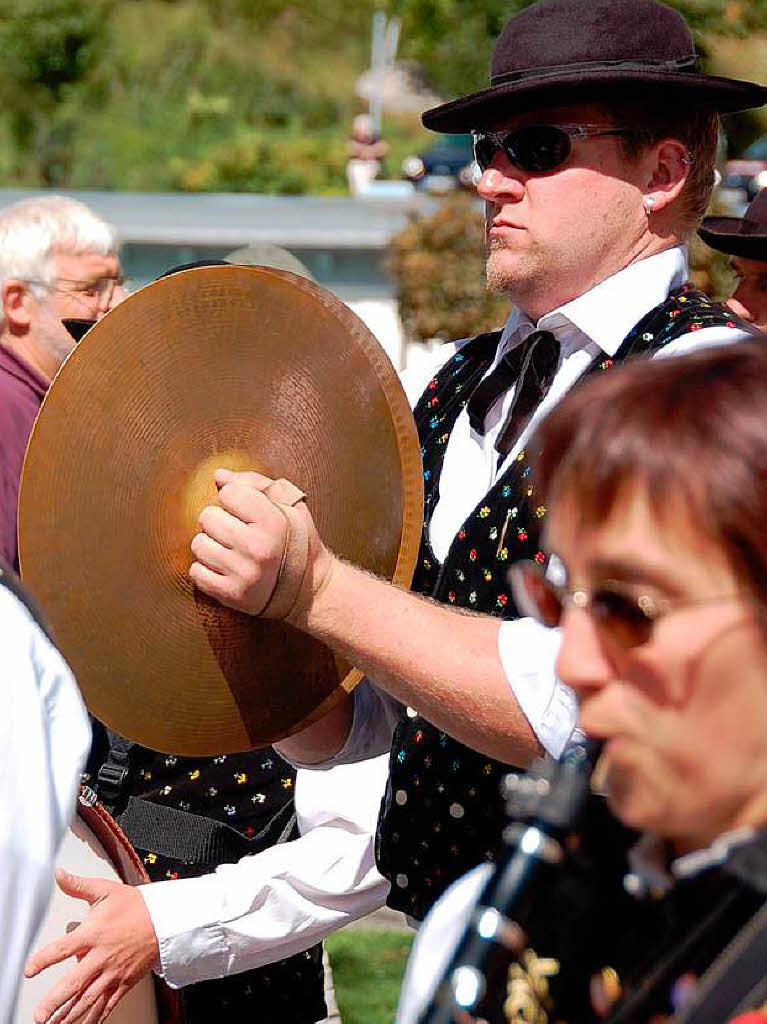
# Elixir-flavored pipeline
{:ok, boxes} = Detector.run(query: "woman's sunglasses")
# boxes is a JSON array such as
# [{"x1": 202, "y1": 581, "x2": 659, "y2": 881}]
[
  {"x1": 509, "y1": 559, "x2": 740, "y2": 649},
  {"x1": 472, "y1": 123, "x2": 633, "y2": 175}
]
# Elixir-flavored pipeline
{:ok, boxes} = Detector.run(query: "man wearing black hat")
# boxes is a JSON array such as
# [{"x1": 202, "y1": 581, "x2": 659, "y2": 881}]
[
  {"x1": 700, "y1": 189, "x2": 767, "y2": 331},
  {"x1": 190, "y1": 0, "x2": 766, "y2": 928}
]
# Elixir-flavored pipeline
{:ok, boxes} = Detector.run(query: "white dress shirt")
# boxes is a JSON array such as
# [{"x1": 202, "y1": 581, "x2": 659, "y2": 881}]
[
  {"x1": 140, "y1": 754, "x2": 391, "y2": 988},
  {"x1": 321, "y1": 245, "x2": 752, "y2": 766},
  {"x1": 1, "y1": 583, "x2": 90, "y2": 1024}
]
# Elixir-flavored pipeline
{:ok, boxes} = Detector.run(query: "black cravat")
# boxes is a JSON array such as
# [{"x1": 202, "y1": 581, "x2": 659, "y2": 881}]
[{"x1": 466, "y1": 329, "x2": 560, "y2": 457}]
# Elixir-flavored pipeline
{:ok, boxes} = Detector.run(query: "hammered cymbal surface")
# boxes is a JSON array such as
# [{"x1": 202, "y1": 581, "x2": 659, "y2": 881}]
[{"x1": 19, "y1": 266, "x2": 423, "y2": 755}]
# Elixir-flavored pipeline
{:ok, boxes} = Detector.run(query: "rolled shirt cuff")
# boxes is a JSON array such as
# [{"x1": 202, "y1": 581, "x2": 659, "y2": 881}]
[{"x1": 497, "y1": 617, "x2": 577, "y2": 758}]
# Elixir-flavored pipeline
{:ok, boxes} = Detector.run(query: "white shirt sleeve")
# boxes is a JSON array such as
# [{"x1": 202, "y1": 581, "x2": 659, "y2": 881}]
[
  {"x1": 139, "y1": 754, "x2": 391, "y2": 989},
  {"x1": 497, "y1": 618, "x2": 575, "y2": 758},
  {"x1": 0, "y1": 585, "x2": 90, "y2": 1024}
]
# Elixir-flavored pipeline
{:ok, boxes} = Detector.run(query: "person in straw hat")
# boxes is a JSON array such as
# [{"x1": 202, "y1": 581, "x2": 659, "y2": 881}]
[
  {"x1": 191, "y1": 0, "x2": 766, "y2": 928},
  {"x1": 699, "y1": 188, "x2": 767, "y2": 332}
]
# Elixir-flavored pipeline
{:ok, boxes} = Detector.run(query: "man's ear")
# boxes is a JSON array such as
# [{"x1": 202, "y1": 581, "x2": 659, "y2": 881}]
[
  {"x1": 2, "y1": 280, "x2": 33, "y2": 330},
  {"x1": 641, "y1": 138, "x2": 691, "y2": 214}
]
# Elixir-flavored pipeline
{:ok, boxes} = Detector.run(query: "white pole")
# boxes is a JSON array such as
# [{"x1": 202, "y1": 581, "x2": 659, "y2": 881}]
[{"x1": 370, "y1": 11, "x2": 387, "y2": 133}]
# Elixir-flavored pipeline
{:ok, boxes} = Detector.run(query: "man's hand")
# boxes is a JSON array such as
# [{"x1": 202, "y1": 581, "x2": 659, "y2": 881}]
[
  {"x1": 189, "y1": 468, "x2": 334, "y2": 622},
  {"x1": 24, "y1": 870, "x2": 159, "y2": 1024}
]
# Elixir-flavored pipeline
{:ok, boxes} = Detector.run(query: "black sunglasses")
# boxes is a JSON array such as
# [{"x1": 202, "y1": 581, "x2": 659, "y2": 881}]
[
  {"x1": 472, "y1": 123, "x2": 633, "y2": 175},
  {"x1": 509, "y1": 559, "x2": 740, "y2": 650}
]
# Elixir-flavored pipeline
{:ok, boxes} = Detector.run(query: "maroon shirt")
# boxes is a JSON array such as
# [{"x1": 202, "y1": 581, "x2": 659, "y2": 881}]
[{"x1": 0, "y1": 346, "x2": 48, "y2": 570}]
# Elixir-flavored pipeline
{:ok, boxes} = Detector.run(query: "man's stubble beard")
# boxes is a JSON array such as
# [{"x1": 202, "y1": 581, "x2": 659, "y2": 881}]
[{"x1": 485, "y1": 236, "x2": 549, "y2": 304}]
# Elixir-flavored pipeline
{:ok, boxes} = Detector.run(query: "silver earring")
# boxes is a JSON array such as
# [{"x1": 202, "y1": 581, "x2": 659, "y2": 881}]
[{"x1": 643, "y1": 196, "x2": 656, "y2": 215}]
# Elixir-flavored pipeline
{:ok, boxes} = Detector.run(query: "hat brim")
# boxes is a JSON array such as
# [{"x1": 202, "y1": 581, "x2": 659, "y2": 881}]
[
  {"x1": 698, "y1": 217, "x2": 767, "y2": 260},
  {"x1": 422, "y1": 69, "x2": 767, "y2": 133}
]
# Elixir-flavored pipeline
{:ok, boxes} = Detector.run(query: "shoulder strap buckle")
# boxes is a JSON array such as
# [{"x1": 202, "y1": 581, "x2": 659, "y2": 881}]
[{"x1": 96, "y1": 762, "x2": 130, "y2": 807}]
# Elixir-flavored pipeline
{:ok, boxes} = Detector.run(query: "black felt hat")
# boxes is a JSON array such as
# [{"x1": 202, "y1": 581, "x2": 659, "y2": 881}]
[
  {"x1": 699, "y1": 190, "x2": 767, "y2": 261},
  {"x1": 422, "y1": 0, "x2": 767, "y2": 133}
]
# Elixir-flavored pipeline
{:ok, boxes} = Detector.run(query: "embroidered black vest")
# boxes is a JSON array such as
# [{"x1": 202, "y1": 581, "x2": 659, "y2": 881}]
[{"x1": 376, "y1": 284, "x2": 745, "y2": 921}]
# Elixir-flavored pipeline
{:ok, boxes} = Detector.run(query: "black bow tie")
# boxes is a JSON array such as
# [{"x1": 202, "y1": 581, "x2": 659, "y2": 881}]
[{"x1": 466, "y1": 329, "x2": 560, "y2": 457}]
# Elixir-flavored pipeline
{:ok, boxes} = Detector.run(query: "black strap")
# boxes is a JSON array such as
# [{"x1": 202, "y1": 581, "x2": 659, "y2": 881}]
[
  {"x1": 97, "y1": 729, "x2": 135, "y2": 814},
  {"x1": 117, "y1": 795, "x2": 297, "y2": 866},
  {"x1": 490, "y1": 54, "x2": 699, "y2": 86},
  {"x1": 674, "y1": 900, "x2": 767, "y2": 1024}
]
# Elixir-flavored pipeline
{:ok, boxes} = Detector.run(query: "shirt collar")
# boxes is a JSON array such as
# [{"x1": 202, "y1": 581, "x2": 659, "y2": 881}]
[
  {"x1": 624, "y1": 826, "x2": 757, "y2": 898},
  {"x1": 498, "y1": 246, "x2": 690, "y2": 359},
  {"x1": 0, "y1": 343, "x2": 48, "y2": 399}
]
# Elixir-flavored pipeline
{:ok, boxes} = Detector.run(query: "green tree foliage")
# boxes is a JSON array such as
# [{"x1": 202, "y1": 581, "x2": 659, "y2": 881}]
[
  {"x1": 667, "y1": 0, "x2": 767, "y2": 35},
  {"x1": 386, "y1": 194, "x2": 510, "y2": 341},
  {"x1": 0, "y1": 0, "x2": 112, "y2": 182},
  {"x1": 0, "y1": 0, "x2": 762, "y2": 192},
  {"x1": 0, "y1": 0, "x2": 420, "y2": 191},
  {"x1": 393, "y1": 0, "x2": 524, "y2": 97}
]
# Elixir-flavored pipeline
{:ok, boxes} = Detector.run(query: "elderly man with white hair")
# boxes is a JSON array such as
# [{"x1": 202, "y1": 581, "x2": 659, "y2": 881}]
[{"x1": 0, "y1": 194, "x2": 126, "y2": 571}]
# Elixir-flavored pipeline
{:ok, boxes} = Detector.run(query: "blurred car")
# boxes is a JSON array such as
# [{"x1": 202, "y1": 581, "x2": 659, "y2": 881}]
[
  {"x1": 402, "y1": 134, "x2": 479, "y2": 193},
  {"x1": 720, "y1": 133, "x2": 767, "y2": 204}
]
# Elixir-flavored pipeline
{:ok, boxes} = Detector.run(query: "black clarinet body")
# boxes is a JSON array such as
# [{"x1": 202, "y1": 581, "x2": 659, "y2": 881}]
[{"x1": 418, "y1": 734, "x2": 603, "y2": 1024}]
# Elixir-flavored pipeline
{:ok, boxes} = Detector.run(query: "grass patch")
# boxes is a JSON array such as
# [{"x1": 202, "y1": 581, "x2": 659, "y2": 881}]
[{"x1": 326, "y1": 928, "x2": 414, "y2": 1024}]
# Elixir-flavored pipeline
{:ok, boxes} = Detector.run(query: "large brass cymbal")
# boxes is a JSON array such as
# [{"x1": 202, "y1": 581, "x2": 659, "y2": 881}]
[{"x1": 19, "y1": 266, "x2": 423, "y2": 755}]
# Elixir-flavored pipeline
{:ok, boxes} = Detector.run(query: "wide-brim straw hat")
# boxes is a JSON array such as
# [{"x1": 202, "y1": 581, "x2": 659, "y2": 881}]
[
  {"x1": 422, "y1": 0, "x2": 767, "y2": 133},
  {"x1": 699, "y1": 190, "x2": 767, "y2": 261}
]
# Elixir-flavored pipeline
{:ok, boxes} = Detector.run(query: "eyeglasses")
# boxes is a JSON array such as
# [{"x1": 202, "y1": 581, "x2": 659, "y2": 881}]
[
  {"x1": 24, "y1": 275, "x2": 129, "y2": 305},
  {"x1": 472, "y1": 123, "x2": 634, "y2": 175},
  {"x1": 509, "y1": 559, "x2": 741, "y2": 649}
]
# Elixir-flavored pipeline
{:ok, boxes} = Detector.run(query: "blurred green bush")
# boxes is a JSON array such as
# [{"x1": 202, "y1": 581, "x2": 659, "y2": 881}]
[{"x1": 386, "y1": 194, "x2": 510, "y2": 342}]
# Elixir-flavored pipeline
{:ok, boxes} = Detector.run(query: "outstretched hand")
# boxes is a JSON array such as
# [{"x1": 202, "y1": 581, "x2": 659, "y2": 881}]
[
  {"x1": 24, "y1": 869, "x2": 159, "y2": 1024},
  {"x1": 189, "y1": 468, "x2": 333, "y2": 623}
]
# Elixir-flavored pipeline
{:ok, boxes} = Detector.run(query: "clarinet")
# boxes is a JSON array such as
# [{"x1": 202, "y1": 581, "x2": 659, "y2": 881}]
[{"x1": 417, "y1": 732, "x2": 603, "y2": 1024}]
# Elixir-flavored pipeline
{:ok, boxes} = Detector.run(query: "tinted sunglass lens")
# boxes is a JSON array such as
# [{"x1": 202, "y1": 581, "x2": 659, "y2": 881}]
[
  {"x1": 511, "y1": 125, "x2": 572, "y2": 173},
  {"x1": 474, "y1": 135, "x2": 499, "y2": 172},
  {"x1": 474, "y1": 127, "x2": 572, "y2": 174},
  {"x1": 593, "y1": 591, "x2": 653, "y2": 648}
]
